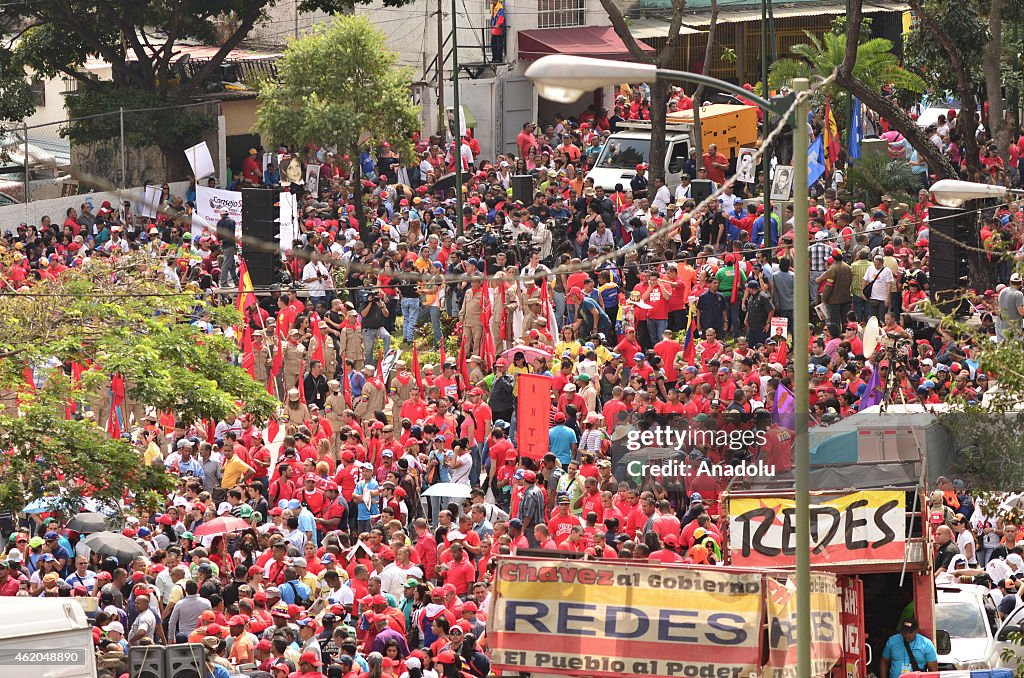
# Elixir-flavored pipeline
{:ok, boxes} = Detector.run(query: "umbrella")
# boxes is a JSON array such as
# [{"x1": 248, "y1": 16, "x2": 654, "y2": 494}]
[
  {"x1": 22, "y1": 495, "x2": 118, "y2": 515},
  {"x1": 421, "y1": 482, "x2": 473, "y2": 499},
  {"x1": 433, "y1": 172, "x2": 457, "y2": 194},
  {"x1": 82, "y1": 531, "x2": 144, "y2": 563},
  {"x1": 192, "y1": 516, "x2": 252, "y2": 537},
  {"x1": 66, "y1": 512, "x2": 109, "y2": 534},
  {"x1": 499, "y1": 345, "x2": 553, "y2": 365}
]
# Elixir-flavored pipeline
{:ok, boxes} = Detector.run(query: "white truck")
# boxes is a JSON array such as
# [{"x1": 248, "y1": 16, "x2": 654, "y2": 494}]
[
  {"x1": 585, "y1": 104, "x2": 759, "y2": 193},
  {"x1": 0, "y1": 598, "x2": 97, "y2": 678}
]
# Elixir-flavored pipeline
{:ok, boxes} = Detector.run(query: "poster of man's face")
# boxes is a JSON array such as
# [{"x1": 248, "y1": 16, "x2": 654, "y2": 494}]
[{"x1": 771, "y1": 165, "x2": 794, "y2": 201}]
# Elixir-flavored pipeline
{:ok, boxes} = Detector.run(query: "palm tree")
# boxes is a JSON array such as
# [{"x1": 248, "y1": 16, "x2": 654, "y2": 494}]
[
  {"x1": 768, "y1": 28, "x2": 957, "y2": 180},
  {"x1": 769, "y1": 32, "x2": 926, "y2": 108}
]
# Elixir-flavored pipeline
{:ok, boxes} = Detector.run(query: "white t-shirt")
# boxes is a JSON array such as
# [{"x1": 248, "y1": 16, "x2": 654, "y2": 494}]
[
  {"x1": 863, "y1": 265, "x2": 894, "y2": 301},
  {"x1": 986, "y1": 557, "x2": 1013, "y2": 584},
  {"x1": 302, "y1": 262, "x2": 329, "y2": 295},
  {"x1": 448, "y1": 451, "x2": 474, "y2": 485},
  {"x1": 956, "y1": 529, "x2": 977, "y2": 564}
]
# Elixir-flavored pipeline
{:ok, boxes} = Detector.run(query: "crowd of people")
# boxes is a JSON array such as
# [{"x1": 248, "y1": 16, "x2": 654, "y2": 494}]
[{"x1": 0, "y1": 78, "x2": 1021, "y2": 678}]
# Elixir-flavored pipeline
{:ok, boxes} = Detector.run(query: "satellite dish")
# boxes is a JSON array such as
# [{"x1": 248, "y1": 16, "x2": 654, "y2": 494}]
[{"x1": 862, "y1": 316, "x2": 880, "y2": 358}]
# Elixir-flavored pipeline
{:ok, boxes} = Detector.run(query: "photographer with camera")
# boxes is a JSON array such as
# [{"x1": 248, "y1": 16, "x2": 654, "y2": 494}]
[{"x1": 360, "y1": 277, "x2": 391, "y2": 365}]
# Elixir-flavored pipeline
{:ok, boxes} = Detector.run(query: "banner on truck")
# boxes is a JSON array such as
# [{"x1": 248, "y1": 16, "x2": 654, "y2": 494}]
[
  {"x1": 193, "y1": 186, "x2": 243, "y2": 239},
  {"x1": 729, "y1": 491, "x2": 905, "y2": 567},
  {"x1": 763, "y1": 575, "x2": 843, "y2": 678},
  {"x1": 489, "y1": 558, "x2": 763, "y2": 678}
]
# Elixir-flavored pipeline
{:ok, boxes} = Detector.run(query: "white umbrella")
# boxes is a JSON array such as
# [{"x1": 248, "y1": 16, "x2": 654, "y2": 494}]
[{"x1": 421, "y1": 482, "x2": 473, "y2": 499}]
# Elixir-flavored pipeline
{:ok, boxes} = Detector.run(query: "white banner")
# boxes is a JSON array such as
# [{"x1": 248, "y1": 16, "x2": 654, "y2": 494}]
[
  {"x1": 737, "y1": 148, "x2": 756, "y2": 184},
  {"x1": 140, "y1": 185, "x2": 161, "y2": 219},
  {"x1": 279, "y1": 190, "x2": 298, "y2": 252},
  {"x1": 185, "y1": 141, "x2": 215, "y2": 180},
  {"x1": 194, "y1": 186, "x2": 242, "y2": 239}
]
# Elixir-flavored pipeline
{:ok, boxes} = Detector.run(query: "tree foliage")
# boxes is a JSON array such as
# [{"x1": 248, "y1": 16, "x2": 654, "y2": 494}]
[
  {"x1": 254, "y1": 14, "x2": 420, "y2": 162},
  {"x1": 0, "y1": 254, "x2": 277, "y2": 514},
  {"x1": 770, "y1": 32, "x2": 926, "y2": 103},
  {"x1": 843, "y1": 153, "x2": 920, "y2": 206}
]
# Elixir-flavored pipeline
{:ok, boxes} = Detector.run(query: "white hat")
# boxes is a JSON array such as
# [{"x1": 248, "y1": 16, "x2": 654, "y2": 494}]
[
  {"x1": 217, "y1": 502, "x2": 232, "y2": 515},
  {"x1": 815, "y1": 230, "x2": 828, "y2": 240},
  {"x1": 564, "y1": 384, "x2": 576, "y2": 393},
  {"x1": 103, "y1": 621, "x2": 125, "y2": 635},
  {"x1": 1011, "y1": 273, "x2": 1023, "y2": 283}
]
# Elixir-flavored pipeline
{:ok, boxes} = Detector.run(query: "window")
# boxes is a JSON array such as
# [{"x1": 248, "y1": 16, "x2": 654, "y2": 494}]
[
  {"x1": 537, "y1": 0, "x2": 585, "y2": 28},
  {"x1": 30, "y1": 78, "x2": 45, "y2": 107},
  {"x1": 596, "y1": 138, "x2": 650, "y2": 169}
]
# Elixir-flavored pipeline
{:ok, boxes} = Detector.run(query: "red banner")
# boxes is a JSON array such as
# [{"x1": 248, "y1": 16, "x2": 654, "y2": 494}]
[
  {"x1": 516, "y1": 374, "x2": 551, "y2": 460},
  {"x1": 834, "y1": 576, "x2": 866, "y2": 678}
]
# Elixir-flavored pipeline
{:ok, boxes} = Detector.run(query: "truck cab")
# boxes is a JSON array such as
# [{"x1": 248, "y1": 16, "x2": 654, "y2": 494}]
[{"x1": 585, "y1": 104, "x2": 759, "y2": 193}]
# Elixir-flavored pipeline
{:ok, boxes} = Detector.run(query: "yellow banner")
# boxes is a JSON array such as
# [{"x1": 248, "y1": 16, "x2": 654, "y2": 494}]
[
  {"x1": 489, "y1": 559, "x2": 763, "y2": 678},
  {"x1": 764, "y1": 574, "x2": 843, "y2": 678},
  {"x1": 728, "y1": 491, "x2": 906, "y2": 566}
]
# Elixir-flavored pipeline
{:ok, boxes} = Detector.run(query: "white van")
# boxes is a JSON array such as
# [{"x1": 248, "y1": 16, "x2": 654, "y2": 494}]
[{"x1": 0, "y1": 598, "x2": 97, "y2": 678}]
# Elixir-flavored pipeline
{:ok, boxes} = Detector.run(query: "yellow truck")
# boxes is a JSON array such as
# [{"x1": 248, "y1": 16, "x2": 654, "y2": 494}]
[{"x1": 586, "y1": 104, "x2": 759, "y2": 192}]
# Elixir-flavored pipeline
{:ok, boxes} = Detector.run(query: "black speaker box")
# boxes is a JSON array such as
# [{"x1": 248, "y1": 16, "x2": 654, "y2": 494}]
[
  {"x1": 165, "y1": 643, "x2": 205, "y2": 678},
  {"x1": 241, "y1": 188, "x2": 280, "y2": 289},
  {"x1": 690, "y1": 179, "x2": 713, "y2": 202},
  {"x1": 511, "y1": 175, "x2": 534, "y2": 204},
  {"x1": 128, "y1": 645, "x2": 163, "y2": 678}
]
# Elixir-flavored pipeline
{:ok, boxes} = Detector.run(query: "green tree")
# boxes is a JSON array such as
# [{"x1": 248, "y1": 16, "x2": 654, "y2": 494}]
[
  {"x1": 0, "y1": 254, "x2": 277, "y2": 514},
  {"x1": 254, "y1": 14, "x2": 420, "y2": 224},
  {"x1": 2, "y1": 0, "x2": 412, "y2": 176},
  {"x1": 835, "y1": 0, "x2": 958, "y2": 179}
]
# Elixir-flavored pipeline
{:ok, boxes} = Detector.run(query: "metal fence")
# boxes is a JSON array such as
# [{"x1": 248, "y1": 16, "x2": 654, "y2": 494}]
[{"x1": 2, "y1": 100, "x2": 221, "y2": 204}]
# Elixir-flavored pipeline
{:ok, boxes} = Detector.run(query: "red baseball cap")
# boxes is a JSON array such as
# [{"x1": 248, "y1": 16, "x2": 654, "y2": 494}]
[{"x1": 299, "y1": 651, "x2": 323, "y2": 667}]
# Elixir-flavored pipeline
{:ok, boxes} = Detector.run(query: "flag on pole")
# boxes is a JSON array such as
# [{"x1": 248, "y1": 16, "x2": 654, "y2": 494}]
[
  {"x1": 774, "y1": 383, "x2": 795, "y2": 430},
  {"x1": 297, "y1": 361, "x2": 306, "y2": 404},
  {"x1": 267, "y1": 417, "x2": 280, "y2": 444},
  {"x1": 848, "y1": 97, "x2": 863, "y2": 161},
  {"x1": 859, "y1": 364, "x2": 885, "y2": 410},
  {"x1": 808, "y1": 136, "x2": 826, "y2": 187},
  {"x1": 107, "y1": 375, "x2": 126, "y2": 438},
  {"x1": 241, "y1": 325, "x2": 256, "y2": 378},
  {"x1": 411, "y1": 344, "x2": 425, "y2": 393},
  {"x1": 682, "y1": 303, "x2": 696, "y2": 365},
  {"x1": 824, "y1": 98, "x2": 840, "y2": 171},
  {"x1": 237, "y1": 258, "x2": 258, "y2": 317},
  {"x1": 342, "y1": 362, "x2": 354, "y2": 408},
  {"x1": 310, "y1": 319, "x2": 325, "y2": 364}
]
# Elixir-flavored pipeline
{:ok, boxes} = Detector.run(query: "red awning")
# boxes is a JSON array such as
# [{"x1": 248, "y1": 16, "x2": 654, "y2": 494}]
[{"x1": 517, "y1": 25, "x2": 655, "y2": 62}]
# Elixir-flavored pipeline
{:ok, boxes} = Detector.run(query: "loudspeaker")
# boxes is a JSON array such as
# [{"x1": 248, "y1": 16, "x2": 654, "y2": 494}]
[
  {"x1": 128, "y1": 645, "x2": 163, "y2": 678},
  {"x1": 164, "y1": 643, "x2": 205, "y2": 678},
  {"x1": 928, "y1": 206, "x2": 976, "y2": 316},
  {"x1": 511, "y1": 174, "x2": 534, "y2": 204},
  {"x1": 242, "y1": 188, "x2": 279, "y2": 289},
  {"x1": 690, "y1": 179, "x2": 713, "y2": 202}
]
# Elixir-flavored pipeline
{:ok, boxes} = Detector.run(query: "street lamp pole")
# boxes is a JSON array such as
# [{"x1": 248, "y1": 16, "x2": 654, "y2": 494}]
[
  {"x1": 451, "y1": 0, "x2": 464, "y2": 235},
  {"x1": 525, "y1": 54, "x2": 813, "y2": 678},
  {"x1": 791, "y1": 76, "x2": 812, "y2": 678}
]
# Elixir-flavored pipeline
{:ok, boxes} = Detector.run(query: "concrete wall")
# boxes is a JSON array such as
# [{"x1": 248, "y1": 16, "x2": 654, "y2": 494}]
[
  {"x1": 249, "y1": 1, "x2": 335, "y2": 48},
  {"x1": 0, "y1": 181, "x2": 190, "y2": 228}
]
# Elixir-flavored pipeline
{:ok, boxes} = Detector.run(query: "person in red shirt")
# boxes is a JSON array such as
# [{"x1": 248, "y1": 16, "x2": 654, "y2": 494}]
[
  {"x1": 413, "y1": 518, "x2": 437, "y2": 581},
  {"x1": 557, "y1": 525, "x2": 588, "y2": 552},
  {"x1": 298, "y1": 473, "x2": 327, "y2": 516},
  {"x1": 533, "y1": 524, "x2": 558, "y2": 550},
  {"x1": 649, "y1": 534, "x2": 685, "y2": 563},
  {"x1": 652, "y1": 500, "x2": 680, "y2": 542},
  {"x1": 438, "y1": 542, "x2": 476, "y2": 596},
  {"x1": 702, "y1": 144, "x2": 729, "y2": 184},
  {"x1": 577, "y1": 477, "x2": 603, "y2": 520},
  {"x1": 547, "y1": 496, "x2": 583, "y2": 544},
  {"x1": 653, "y1": 329, "x2": 683, "y2": 385}
]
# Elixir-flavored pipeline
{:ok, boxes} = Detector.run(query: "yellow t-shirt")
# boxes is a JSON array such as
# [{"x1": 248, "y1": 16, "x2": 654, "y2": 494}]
[
  {"x1": 221, "y1": 456, "x2": 253, "y2": 489},
  {"x1": 144, "y1": 442, "x2": 163, "y2": 466}
]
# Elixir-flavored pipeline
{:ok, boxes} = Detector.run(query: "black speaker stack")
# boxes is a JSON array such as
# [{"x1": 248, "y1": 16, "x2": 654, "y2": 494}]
[
  {"x1": 928, "y1": 205, "x2": 978, "y2": 317},
  {"x1": 511, "y1": 175, "x2": 534, "y2": 205},
  {"x1": 241, "y1": 188, "x2": 279, "y2": 289},
  {"x1": 690, "y1": 179, "x2": 713, "y2": 202},
  {"x1": 129, "y1": 643, "x2": 204, "y2": 678}
]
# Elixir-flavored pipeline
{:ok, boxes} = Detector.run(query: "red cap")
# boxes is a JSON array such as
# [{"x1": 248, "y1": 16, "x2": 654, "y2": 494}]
[
  {"x1": 299, "y1": 651, "x2": 323, "y2": 667},
  {"x1": 461, "y1": 601, "x2": 478, "y2": 612},
  {"x1": 494, "y1": 358, "x2": 507, "y2": 368},
  {"x1": 370, "y1": 594, "x2": 388, "y2": 606},
  {"x1": 523, "y1": 470, "x2": 537, "y2": 482},
  {"x1": 436, "y1": 650, "x2": 458, "y2": 665},
  {"x1": 287, "y1": 603, "x2": 302, "y2": 619},
  {"x1": 228, "y1": 615, "x2": 248, "y2": 627},
  {"x1": 205, "y1": 623, "x2": 225, "y2": 637},
  {"x1": 247, "y1": 565, "x2": 263, "y2": 577},
  {"x1": 256, "y1": 639, "x2": 273, "y2": 652},
  {"x1": 305, "y1": 472, "x2": 317, "y2": 482}
]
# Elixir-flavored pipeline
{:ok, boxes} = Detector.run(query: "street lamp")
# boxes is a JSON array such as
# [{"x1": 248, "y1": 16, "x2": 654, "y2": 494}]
[
  {"x1": 526, "y1": 55, "x2": 814, "y2": 678},
  {"x1": 929, "y1": 179, "x2": 1014, "y2": 207}
]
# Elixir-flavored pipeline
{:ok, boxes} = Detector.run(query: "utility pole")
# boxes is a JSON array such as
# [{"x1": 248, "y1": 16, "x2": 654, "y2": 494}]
[
  {"x1": 761, "y1": 0, "x2": 771, "y2": 219},
  {"x1": 437, "y1": 0, "x2": 446, "y2": 142},
  {"x1": 791, "y1": 77, "x2": 812, "y2": 678},
  {"x1": 451, "y1": 0, "x2": 464, "y2": 234}
]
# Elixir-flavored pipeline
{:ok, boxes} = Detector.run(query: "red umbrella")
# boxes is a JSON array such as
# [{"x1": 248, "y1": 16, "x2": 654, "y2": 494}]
[{"x1": 192, "y1": 516, "x2": 251, "y2": 536}]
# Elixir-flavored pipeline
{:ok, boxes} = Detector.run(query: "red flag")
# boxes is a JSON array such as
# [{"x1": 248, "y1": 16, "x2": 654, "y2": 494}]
[
  {"x1": 241, "y1": 325, "x2": 256, "y2": 377},
  {"x1": 457, "y1": 342, "x2": 470, "y2": 385},
  {"x1": 159, "y1": 411, "x2": 176, "y2": 434},
  {"x1": 311, "y1": 318, "x2": 326, "y2": 364},
  {"x1": 205, "y1": 418, "x2": 216, "y2": 443},
  {"x1": 267, "y1": 418, "x2": 280, "y2": 444},
  {"x1": 773, "y1": 338, "x2": 789, "y2": 365},
  {"x1": 498, "y1": 285, "x2": 508, "y2": 342},
  {"x1": 730, "y1": 258, "x2": 741, "y2": 304},
  {"x1": 375, "y1": 353, "x2": 384, "y2": 382},
  {"x1": 480, "y1": 286, "x2": 496, "y2": 370},
  {"x1": 411, "y1": 344, "x2": 424, "y2": 392},
  {"x1": 106, "y1": 406, "x2": 122, "y2": 439},
  {"x1": 271, "y1": 337, "x2": 283, "y2": 377},
  {"x1": 21, "y1": 365, "x2": 34, "y2": 392},
  {"x1": 439, "y1": 341, "x2": 447, "y2": 368},
  {"x1": 107, "y1": 374, "x2": 126, "y2": 438},
  {"x1": 297, "y1": 361, "x2": 306, "y2": 404},
  {"x1": 342, "y1": 362, "x2": 353, "y2": 408}
]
